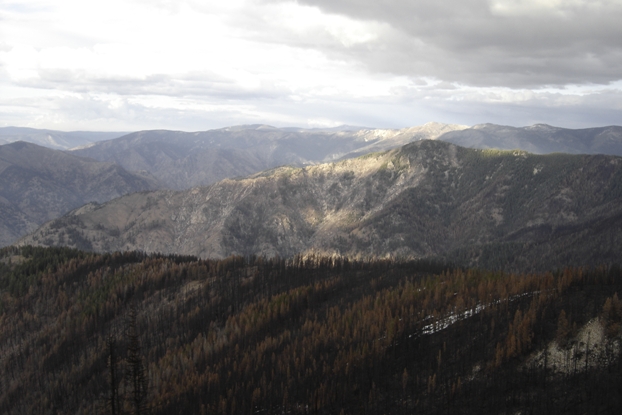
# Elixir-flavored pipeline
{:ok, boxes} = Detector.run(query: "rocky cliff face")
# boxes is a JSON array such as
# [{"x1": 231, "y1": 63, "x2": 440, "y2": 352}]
[
  {"x1": 20, "y1": 140, "x2": 622, "y2": 271},
  {"x1": 0, "y1": 141, "x2": 160, "y2": 246}
]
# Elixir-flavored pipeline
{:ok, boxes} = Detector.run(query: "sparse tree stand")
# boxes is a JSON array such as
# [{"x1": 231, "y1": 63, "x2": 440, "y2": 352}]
[{"x1": 126, "y1": 305, "x2": 148, "y2": 415}]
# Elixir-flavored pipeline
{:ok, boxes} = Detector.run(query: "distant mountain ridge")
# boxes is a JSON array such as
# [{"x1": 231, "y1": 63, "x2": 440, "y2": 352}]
[
  {"x1": 0, "y1": 141, "x2": 160, "y2": 247},
  {"x1": 0, "y1": 127, "x2": 128, "y2": 150},
  {"x1": 70, "y1": 123, "x2": 622, "y2": 191},
  {"x1": 0, "y1": 122, "x2": 488, "y2": 246},
  {"x1": 441, "y1": 123, "x2": 622, "y2": 155},
  {"x1": 70, "y1": 122, "x2": 468, "y2": 190},
  {"x1": 6, "y1": 122, "x2": 622, "y2": 256},
  {"x1": 21, "y1": 140, "x2": 622, "y2": 272},
  {"x1": 5, "y1": 123, "x2": 622, "y2": 157}
]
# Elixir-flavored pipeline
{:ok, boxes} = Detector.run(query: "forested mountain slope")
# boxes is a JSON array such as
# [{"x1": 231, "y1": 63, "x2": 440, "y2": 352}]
[
  {"x1": 440, "y1": 123, "x2": 622, "y2": 155},
  {"x1": 20, "y1": 140, "x2": 622, "y2": 272},
  {"x1": 0, "y1": 142, "x2": 160, "y2": 247},
  {"x1": 1, "y1": 246, "x2": 621, "y2": 414}
]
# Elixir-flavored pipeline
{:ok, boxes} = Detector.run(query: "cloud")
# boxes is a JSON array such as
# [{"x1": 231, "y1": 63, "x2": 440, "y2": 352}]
[
  {"x1": 0, "y1": 0, "x2": 620, "y2": 130},
  {"x1": 283, "y1": 0, "x2": 622, "y2": 88}
]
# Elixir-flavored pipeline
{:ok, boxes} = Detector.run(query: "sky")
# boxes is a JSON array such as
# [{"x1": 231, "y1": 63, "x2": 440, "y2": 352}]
[{"x1": 0, "y1": 0, "x2": 621, "y2": 132}]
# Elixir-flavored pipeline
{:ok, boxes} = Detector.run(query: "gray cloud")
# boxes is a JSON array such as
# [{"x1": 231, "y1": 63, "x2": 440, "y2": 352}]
[
  {"x1": 273, "y1": 0, "x2": 622, "y2": 88},
  {"x1": 12, "y1": 68, "x2": 291, "y2": 101},
  {"x1": 2, "y1": 78, "x2": 620, "y2": 132},
  {"x1": 3, "y1": 66, "x2": 620, "y2": 132},
  {"x1": 1, "y1": 0, "x2": 620, "y2": 131}
]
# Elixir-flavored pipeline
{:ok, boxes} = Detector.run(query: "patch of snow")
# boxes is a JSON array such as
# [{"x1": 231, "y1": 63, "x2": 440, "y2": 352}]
[
  {"x1": 411, "y1": 291, "x2": 541, "y2": 338},
  {"x1": 525, "y1": 318, "x2": 618, "y2": 375}
]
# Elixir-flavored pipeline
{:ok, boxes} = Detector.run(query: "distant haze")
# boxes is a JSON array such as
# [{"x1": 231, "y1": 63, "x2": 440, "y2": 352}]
[
  {"x1": 0, "y1": 127, "x2": 128, "y2": 150},
  {"x1": 0, "y1": 1, "x2": 621, "y2": 131}
]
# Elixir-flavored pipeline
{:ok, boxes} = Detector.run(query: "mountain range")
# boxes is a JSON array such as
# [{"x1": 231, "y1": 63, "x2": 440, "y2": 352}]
[
  {"x1": 0, "y1": 123, "x2": 468, "y2": 247},
  {"x1": 4, "y1": 122, "x2": 622, "y2": 265},
  {"x1": 0, "y1": 142, "x2": 159, "y2": 247},
  {"x1": 70, "y1": 122, "x2": 467, "y2": 189},
  {"x1": 19, "y1": 140, "x2": 622, "y2": 272},
  {"x1": 441, "y1": 123, "x2": 622, "y2": 155},
  {"x1": 69, "y1": 123, "x2": 622, "y2": 191}
]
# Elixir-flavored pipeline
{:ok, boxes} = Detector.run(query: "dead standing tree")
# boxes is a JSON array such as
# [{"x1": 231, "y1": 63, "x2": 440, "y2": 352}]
[
  {"x1": 125, "y1": 305, "x2": 148, "y2": 415},
  {"x1": 106, "y1": 331, "x2": 121, "y2": 415}
]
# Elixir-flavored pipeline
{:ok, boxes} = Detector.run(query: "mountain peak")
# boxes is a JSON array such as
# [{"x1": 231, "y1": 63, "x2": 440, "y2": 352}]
[
  {"x1": 4, "y1": 140, "x2": 36, "y2": 151},
  {"x1": 221, "y1": 124, "x2": 278, "y2": 132},
  {"x1": 526, "y1": 123, "x2": 559, "y2": 131}
]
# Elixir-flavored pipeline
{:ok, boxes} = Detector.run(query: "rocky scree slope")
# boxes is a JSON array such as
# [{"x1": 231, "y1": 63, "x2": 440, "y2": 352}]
[
  {"x1": 0, "y1": 141, "x2": 160, "y2": 247},
  {"x1": 20, "y1": 140, "x2": 622, "y2": 271}
]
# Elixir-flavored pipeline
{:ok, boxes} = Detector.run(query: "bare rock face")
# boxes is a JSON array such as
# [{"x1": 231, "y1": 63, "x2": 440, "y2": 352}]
[
  {"x1": 0, "y1": 141, "x2": 160, "y2": 246},
  {"x1": 20, "y1": 140, "x2": 622, "y2": 272}
]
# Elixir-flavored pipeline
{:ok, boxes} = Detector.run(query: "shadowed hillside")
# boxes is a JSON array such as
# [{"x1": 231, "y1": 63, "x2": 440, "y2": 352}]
[{"x1": 0, "y1": 142, "x2": 160, "y2": 247}]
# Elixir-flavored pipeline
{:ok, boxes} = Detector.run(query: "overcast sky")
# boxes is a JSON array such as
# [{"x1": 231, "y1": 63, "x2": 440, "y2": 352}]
[{"x1": 1, "y1": 0, "x2": 621, "y2": 131}]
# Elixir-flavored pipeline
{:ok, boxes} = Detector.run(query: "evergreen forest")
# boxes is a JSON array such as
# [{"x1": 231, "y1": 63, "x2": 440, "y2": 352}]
[{"x1": 1, "y1": 246, "x2": 621, "y2": 414}]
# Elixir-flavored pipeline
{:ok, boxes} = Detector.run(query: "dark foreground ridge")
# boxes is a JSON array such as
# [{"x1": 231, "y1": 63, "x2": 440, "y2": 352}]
[{"x1": 1, "y1": 246, "x2": 621, "y2": 414}]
